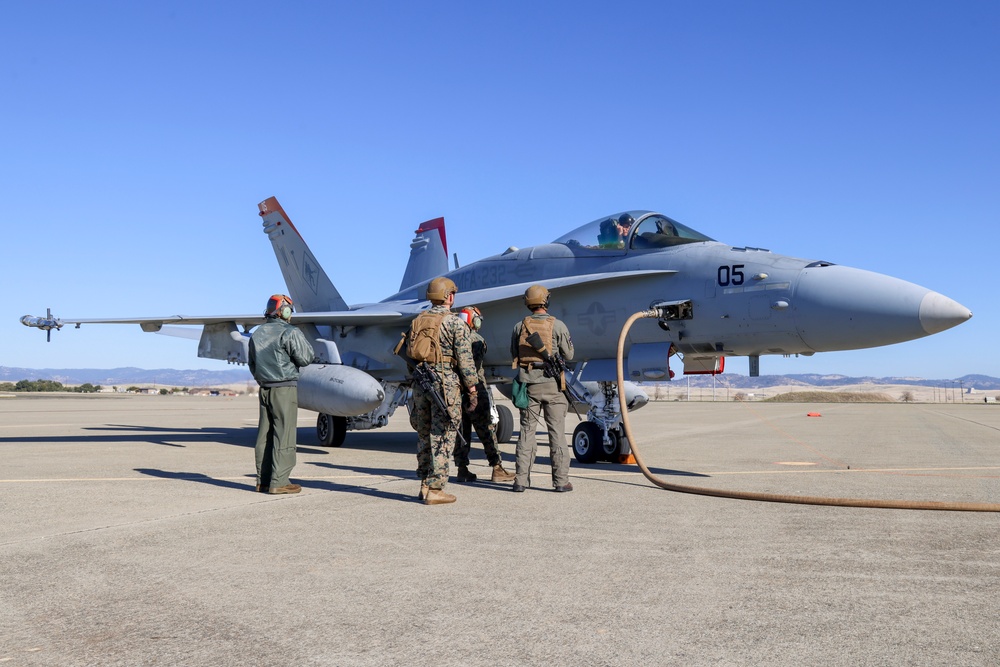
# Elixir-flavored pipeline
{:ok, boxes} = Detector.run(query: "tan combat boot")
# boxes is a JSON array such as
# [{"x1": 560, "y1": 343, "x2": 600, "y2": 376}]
[
  {"x1": 491, "y1": 464, "x2": 515, "y2": 483},
  {"x1": 424, "y1": 488, "x2": 457, "y2": 505},
  {"x1": 418, "y1": 482, "x2": 429, "y2": 501}
]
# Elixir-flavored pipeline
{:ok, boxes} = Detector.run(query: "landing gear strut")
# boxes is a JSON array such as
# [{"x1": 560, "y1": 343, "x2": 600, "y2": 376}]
[{"x1": 570, "y1": 380, "x2": 630, "y2": 464}]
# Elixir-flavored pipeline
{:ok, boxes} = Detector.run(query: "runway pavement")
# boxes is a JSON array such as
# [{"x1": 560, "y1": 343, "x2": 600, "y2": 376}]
[{"x1": 1, "y1": 393, "x2": 999, "y2": 666}]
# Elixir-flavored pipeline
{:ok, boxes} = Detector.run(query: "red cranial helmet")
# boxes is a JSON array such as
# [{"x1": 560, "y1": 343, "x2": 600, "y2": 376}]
[{"x1": 265, "y1": 294, "x2": 294, "y2": 320}]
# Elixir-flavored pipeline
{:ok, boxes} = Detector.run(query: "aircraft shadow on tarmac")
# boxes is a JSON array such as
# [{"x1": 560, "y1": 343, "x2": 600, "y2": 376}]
[
  {"x1": 130, "y1": 466, "x2": 418, "y2": 502},
  {"x1": 132, "y1": 466, "x2": 433, "y2": 503},
  {"x1": 5, "y1": 423, "x2": 708, "y2": 485},
  {"x1": 334, "y1": 430, "x2": 415, "y2": 455},
  {"x1": 134, "y1": 468, "x2": 255, "y2": 492},
  {"x1": 1, "y1": 423, "x2": 337, "y2": 455},
  {"x1": 306, "y1": 460, "x2": 414, "y2": 479},
  {"x1": 296, "y1": 475, "x2": 430, "y2": 503},
  {"x1": 0, "y1": 424, "x2": 256, "y2": 449}
]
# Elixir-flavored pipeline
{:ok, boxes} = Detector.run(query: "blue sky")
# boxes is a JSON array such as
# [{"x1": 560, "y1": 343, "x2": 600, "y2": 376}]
[{"x1": 5, "y1": 1, "x2": 997, "y2": 379}]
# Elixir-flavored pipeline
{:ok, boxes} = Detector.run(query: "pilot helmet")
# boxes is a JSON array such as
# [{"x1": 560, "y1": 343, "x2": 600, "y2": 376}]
[
  {"x1": 618, "y1": 213, "x2": 635, "y2": 228},
  {"x1": 265, "y1": 294, "x2": 294, "y2": 320},
  {"x1": 458, "y1": 306, "x2": 483, "y2": 330},
  {"x1": 425, "y1": 277, "x2": 458, "y2": 303},
  {"x1": 523, "y1": 285, "x2": 550, "y2": 310}
]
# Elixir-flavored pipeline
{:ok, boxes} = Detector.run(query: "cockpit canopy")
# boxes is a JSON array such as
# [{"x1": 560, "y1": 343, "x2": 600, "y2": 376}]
[{"x1": 553, "y1": 211, "x2": 715, "y2": 251}]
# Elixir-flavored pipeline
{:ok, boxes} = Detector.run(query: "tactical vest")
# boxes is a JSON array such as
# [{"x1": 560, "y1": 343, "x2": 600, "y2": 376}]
[
  {"x1": 407, "y1": 311, "x2": 453, "y2": 365},
  {"x1": 515, "y1": 315, "x2": 556, "y2": 367}
]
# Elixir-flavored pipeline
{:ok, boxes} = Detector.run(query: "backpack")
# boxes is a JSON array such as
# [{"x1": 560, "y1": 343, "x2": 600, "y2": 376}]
[{"x1": 406, "y1": 311, "x2": 448, "y2": 363}]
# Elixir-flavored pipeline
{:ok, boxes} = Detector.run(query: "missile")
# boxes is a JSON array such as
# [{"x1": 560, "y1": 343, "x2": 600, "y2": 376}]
[
  {"x1": 21, "y1": 311, "x2": 64, "y2": 342},
  {"x1": 20, "y1": 314, "x2": 63, "y2": 331}
]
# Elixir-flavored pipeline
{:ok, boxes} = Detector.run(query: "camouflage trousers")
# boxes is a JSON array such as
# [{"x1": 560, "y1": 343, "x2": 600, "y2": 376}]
[
  {"x1": 454, "y1": 383, "x2": 502, "y2": 467},
  {"x1": 410, "y1": 370, "x2": 462, "y2": 490}
]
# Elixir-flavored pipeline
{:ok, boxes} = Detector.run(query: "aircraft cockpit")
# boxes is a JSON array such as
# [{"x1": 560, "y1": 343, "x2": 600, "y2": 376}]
[{"x1": 553, "y1": 211, "x2": 715, "y2": 252}]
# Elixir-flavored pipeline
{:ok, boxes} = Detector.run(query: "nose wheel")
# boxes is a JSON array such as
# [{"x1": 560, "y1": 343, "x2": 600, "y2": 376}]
[{"x1": 572, "y1": 422, "x2": 623, "y2": 463}]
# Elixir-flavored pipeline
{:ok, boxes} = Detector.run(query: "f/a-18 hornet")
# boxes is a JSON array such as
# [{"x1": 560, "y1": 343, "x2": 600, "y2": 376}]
[{"x1": 23, "y1": 197, "x2": 971, "y2": 463}]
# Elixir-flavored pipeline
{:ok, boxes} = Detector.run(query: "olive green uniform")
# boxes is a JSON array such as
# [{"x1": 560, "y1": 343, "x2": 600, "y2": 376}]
[
  {"x1": 249, "y1": 318, "x2": 314, "y2": 490},
  {"x1": 510, "y1": 314, "x2": 574, "y2": 489}
]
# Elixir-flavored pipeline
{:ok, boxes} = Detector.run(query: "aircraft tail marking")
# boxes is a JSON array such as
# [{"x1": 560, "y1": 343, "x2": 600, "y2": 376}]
[
  {"x1": 399, "y1": 217, "x2": 449, "y2": 292},
  {"x1": 258, "y1": 197, "x2": 349, "y2": 313}
]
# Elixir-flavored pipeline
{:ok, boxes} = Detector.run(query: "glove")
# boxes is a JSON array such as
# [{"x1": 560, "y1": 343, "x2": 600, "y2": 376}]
[{"x1": 465, "y1": 391, "x2": 478, "y2": 413}]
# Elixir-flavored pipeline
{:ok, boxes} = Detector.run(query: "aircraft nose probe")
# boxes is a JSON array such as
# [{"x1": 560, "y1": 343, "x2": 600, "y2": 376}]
[{"x1": 615, "y1": 308, "x2": 1000, "y2": 512}]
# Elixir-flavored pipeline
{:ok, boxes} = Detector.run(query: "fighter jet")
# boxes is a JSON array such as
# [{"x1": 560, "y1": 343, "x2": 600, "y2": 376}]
[{"x1": 23, "y1": 197, "x2": 972, "y2": 463}]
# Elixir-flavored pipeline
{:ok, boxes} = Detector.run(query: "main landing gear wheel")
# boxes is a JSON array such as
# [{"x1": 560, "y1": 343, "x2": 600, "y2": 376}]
[
  {"x1": 572, "y1": 422, "x2": 604, "y2": 464},
  {"x1": 317, "y1": 413, "x2": 347, "y2": 447},
  {"x1": 495, "y1": 404, "x2": 514, "y2": 444}
]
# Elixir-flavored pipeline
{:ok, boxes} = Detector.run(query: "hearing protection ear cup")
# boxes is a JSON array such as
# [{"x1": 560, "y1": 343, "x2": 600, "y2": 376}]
[{"x1": 265, "y1": 294, "x2": 295, "y2": 319}]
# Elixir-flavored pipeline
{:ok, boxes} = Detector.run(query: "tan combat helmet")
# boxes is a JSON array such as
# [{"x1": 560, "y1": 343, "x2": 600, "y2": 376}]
[
  {"x1": 523, "y1": 284, "x2": 550, "y2": 310},
  {"x1": 426, "y1": 277, "x2": 458, "y2": 304}
]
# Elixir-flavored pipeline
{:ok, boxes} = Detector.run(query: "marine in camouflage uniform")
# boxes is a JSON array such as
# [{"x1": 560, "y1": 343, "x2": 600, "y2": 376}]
[
  {"x1": 408, "y1": 278, "x2": 479, "y2": 505},
  {"x1": 453, "y1": 307, "x2": 515, "y2": 483}
]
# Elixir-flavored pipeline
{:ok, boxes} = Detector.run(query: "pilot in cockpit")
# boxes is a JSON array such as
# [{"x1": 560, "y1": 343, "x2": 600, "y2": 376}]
[{"x1": 598, "y1": 213, "x2": 635, "y2": 248}]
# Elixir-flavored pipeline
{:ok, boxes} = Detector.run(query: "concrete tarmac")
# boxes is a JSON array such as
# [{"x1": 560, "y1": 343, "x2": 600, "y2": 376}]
[{"x1": 1, "y1": 393, "x2": 999, "y2": 666}]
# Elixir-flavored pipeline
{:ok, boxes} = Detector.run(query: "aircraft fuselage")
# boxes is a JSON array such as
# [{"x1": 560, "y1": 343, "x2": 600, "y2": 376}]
[{"x1": 333, "y1": 213, "x2": 970, "y2": 384}]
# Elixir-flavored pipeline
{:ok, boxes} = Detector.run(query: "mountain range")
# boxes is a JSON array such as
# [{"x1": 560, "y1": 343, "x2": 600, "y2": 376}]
[
  {"x1": 0, "y1": 366, "x2": 253, "y2": 387},
  {"x1": 2, "y1": 366, "x2": 998, "y2": 391}
]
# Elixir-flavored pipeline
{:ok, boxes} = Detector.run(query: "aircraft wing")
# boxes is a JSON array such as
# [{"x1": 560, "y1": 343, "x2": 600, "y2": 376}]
[
  {"x1": 40, "y1": 308, "x2": 410, "y2": 332},
  {"x1": 453, "y1": 269, "x2": 677, "y2": 309},
  {"x1": 32, "y1": 270, "x2": 675, "y2": 335}
]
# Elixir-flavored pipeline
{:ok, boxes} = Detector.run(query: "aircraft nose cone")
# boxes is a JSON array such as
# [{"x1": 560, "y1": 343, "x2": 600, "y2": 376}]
[
  {"x1": 793, "y1": 265, "x2": 971, "y2": 353},
  {"x1": 919, "y1": 291, "x2": 972, "y2": 335}
]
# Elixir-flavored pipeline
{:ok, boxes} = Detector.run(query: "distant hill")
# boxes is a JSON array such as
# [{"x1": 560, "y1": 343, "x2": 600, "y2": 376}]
[
  {"x1": 674, "y1": 373, "x2": 1000, "y2": 391},
  {"x1": 1, "y1": 366, "x2": 997, "y2": 391},
  {"x1": 0, "y1": 366, "x2": 253, "y2": 387}
]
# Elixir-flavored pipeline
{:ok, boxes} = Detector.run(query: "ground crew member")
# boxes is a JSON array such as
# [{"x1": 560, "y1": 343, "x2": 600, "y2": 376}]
[
  {"x1": 510, "y1": 285, "x2": 575, "y2": 492},
  {"x1": 453, "y1": 306, "x2": 516, "y2": 484},
  {"x1": 406, "y1": 277, "x2": 479, "y2": 505},
  {"x1": 248, "y1": 294, "x2": 314, "y2": 495}
]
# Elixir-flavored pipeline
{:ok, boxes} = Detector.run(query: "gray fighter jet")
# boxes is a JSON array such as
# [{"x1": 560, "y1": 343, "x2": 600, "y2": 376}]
[{"x1": 23, "y1": 197, "x2": 972, "y2": 463}]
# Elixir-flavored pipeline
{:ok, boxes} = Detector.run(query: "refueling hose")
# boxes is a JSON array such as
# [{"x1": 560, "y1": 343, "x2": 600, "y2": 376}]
[{"x1": 616, "y1": 309, "x2": 1000, "y2": 512}]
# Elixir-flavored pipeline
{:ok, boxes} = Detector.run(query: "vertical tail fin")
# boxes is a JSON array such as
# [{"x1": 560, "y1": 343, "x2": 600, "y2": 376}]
[
  {"x1": 258, "y1": 197, "x2": 349, "y2": 313},
  {"x1": 399, "y1": 217, "x2": 449, "y2": 292}
]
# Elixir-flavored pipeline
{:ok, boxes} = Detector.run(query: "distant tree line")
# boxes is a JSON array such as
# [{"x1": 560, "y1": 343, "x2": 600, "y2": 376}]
[{"x1": 0, "y1": 380, "x2": 102, "y2": 393}]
